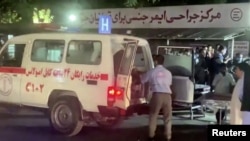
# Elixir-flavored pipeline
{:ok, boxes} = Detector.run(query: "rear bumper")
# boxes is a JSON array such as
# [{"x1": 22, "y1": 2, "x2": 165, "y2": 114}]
[
  {"x1": 98, "y1": 104, "x2": 150, "y2": 117},
  {"x1": 97, "y1": 106, "x2": 122, "y2": 117}
]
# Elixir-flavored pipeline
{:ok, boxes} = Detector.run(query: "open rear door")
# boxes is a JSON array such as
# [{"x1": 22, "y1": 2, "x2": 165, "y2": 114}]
[{"x1": 113, "y1": 41, "x2": 138, "y2": 110}]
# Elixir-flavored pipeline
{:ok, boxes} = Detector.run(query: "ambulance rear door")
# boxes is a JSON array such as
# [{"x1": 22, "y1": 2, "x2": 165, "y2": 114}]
[{"x1": 110, "y1": 41, "x2": 138, "y2": 110}]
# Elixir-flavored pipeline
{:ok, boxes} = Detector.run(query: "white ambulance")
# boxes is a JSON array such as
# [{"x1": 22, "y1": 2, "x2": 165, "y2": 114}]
[{"x1": 0, "y1": 33, "x2": 154, "y2": 136}]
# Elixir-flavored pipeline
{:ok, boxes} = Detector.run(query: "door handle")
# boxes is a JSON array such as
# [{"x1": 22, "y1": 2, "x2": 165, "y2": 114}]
[{"x1": 12, "y1": 74, "x2": 17, "y2": 77}]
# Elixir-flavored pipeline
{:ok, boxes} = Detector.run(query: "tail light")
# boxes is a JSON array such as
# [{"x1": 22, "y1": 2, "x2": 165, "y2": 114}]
[{"x1": 107, "y1": 86, "x2": 124, "y2": 106}]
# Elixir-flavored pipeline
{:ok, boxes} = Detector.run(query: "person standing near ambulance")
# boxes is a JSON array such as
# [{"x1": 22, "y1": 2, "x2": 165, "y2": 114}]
[{"x1": 133, "y1": 55, "x2": 173, "y2": 141}]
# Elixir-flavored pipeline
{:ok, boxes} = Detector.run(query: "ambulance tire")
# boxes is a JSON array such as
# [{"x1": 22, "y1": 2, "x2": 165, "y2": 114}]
[
  {"x1": 49, "y1": 99, "x2": 83, "y2": 136},
  {"x1": 92, "y1": 113, "x2": 123, "y2": 129}
]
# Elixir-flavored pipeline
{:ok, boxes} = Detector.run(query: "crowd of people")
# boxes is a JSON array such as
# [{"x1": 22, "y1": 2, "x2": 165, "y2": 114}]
[
  {"x1": 194, "y1": 44, "x2": 250, "y2": 124},
  {"x1": 132, "y1": 44, "x2": 250, "y2": 140},
  {"x1": 194, "y1": 44, "x2": 244, "y2": 85}
]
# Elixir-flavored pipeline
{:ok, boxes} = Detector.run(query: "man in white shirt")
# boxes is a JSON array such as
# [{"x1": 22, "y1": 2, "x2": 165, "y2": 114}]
[
  {"x1": 212, "y1": 63, "x2": 235, "y2": 124},
  {"x1": 133, "y1": 55, "x2": 173, "y2": 141},
  {"x1": 212, "y1": 63, "x2": 235, "y2": 95}
]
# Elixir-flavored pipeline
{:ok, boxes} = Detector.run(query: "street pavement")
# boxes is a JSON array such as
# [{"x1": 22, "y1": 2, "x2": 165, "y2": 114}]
[{"x1": 0, "y1": 109, "x2": 210, "y2": 141}]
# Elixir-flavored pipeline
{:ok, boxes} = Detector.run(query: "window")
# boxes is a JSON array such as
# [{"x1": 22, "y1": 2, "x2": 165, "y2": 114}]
[
  {"x1": 8, "y1": 44, "x2": 15, "y2": 58},
  {"x1": 31, "y1": 40, "x2": 65, "y2": 63},
  {"x1": 134, "y1": 46, "x2": 145, "y2": 67},
  {"x1": 119, "y1": 43, "x2": 137, "y2": 75},
  {"x1": 0, "y1": 44, "x2": 26, "y2": 67},
  {"x1": 66, "y1": 40, "x2": 102, "y2": 65}
]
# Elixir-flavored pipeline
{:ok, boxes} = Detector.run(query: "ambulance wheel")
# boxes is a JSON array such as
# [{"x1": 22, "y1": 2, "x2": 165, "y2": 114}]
[
  {"x1": 50, "y1": 99, "x2": 83, "y2": 136},
  {"x1": 92, "y1": 113, "x2": 123, "y2": 129}
]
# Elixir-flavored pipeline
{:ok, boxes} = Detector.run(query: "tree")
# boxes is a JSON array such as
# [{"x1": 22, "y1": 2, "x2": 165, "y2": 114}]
[
  {"x1": 0, "y1": 8, "x2": 22, "y2": 24},
  {"x1": 124, "y1": 0, "x2": 160, "y2": 7},
  {"x1": 10, "y1": 0, "x2": 34, "y2": 23},
  {"x1": 33, "y1": 8, "x2": 54, "y2": 23},
  {"x1": 0, "y1": 0, "x2": 33, "y2": 24},
  {"x1": 0, "y1": 0, "x2": 57, "y2": 24},
  {"x1": 0, "y1": 0, "x2": 19, "y2": 24},
  {"x1": 123, "y1": 0, "x2": 230, "y2": 7}
]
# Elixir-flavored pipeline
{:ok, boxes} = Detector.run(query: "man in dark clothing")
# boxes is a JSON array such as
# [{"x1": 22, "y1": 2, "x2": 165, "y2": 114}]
[
  {"x1": 233, "y1": 53, "x2": 243, "y2": 64},
  {"x1": 213, "y1": 45, "x2": 230, "y2": 73},
  {"x1": 228, "y1": 53, "x2": 243, "y2": 67},
  {"x1": 196, "y1": 48, "x2": 209, "y2": 84}
]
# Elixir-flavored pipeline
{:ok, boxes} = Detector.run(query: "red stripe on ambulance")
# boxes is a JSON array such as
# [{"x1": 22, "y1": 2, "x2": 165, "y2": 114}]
[
  {"x1": 100, "y1": 74, "x2": 108, "y2": 80},
  {"x1": 0, "y1": 67, "x2": 26, "y2": 74}
]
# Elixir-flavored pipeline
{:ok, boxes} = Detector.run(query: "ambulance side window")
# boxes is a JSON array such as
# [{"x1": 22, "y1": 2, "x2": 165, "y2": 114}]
[
  {"x1": 66, "y1": 40, "x2": 102, "y2": 65},
  {"x1": 134, "y1": 46, "x2": 145, "y2": 67},
  {"x1": 31, "y1": 40, "x2": 65, "y2": 63},
  {"x1": 0, "y1": 44, "x2": 26, "y2": 67}
]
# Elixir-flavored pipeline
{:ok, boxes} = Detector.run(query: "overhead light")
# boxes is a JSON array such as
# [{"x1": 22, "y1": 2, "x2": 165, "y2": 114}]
[
  {"x1": 195, "y1": 37, "x2": 201, "y2": 40},
  {"x1": 126, "y1": 30, "x2": 132, "y2": 34},
  {"x1": 69, "y1": 14, "x2": 77, "y2": 22}
]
